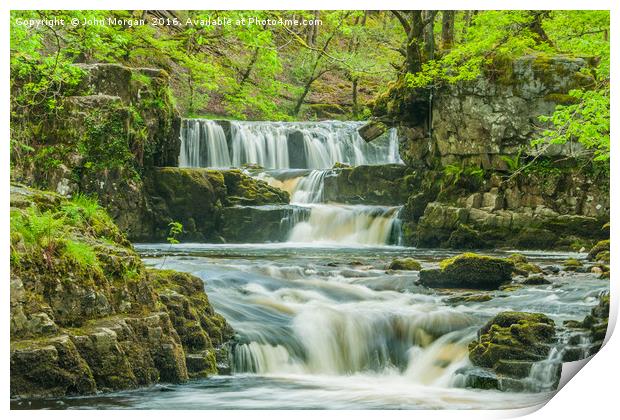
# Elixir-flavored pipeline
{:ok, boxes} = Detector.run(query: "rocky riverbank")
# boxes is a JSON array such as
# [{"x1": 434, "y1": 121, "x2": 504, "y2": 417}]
[{"x1": 10, "y1": 185, "x2": 233, "y2": 398}]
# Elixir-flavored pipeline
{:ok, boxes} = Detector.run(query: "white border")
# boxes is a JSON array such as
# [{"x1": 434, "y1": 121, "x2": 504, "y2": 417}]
[{"x1": 2, "y1": 1, "x2": 617, "y2": 419}]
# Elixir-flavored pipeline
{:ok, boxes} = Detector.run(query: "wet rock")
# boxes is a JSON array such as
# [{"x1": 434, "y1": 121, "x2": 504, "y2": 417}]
[
  {"x1": 467, "y1": 311, "x2": 556, "y2": 388},
  {"x1": 587, "y1": 240, "x2": 610, "y2": 262},
  {"x1": 562, "y1": 258, "x2": 583, "y2": 272},
  {"x1": 508, "y1": 254, "x2": 543, "y2": 276},
  {"x1": 322, "y1": 164, "x2": 410, "y2": 205},
  {"x1": 419, "y1": 253, "x2": 513, "y2": 289},
  {"x1": 521, "y1": 275, "x2": 551, "y2": 285},
  {"x1": 445, "y1": 293, "x2": 492, "y2": 304},
  {"x1": 358, "y1": 120, "x2": 387, "y2": 142},
  {"x1": 386, "y1": 258, "x2": 422, "y2": 271}
]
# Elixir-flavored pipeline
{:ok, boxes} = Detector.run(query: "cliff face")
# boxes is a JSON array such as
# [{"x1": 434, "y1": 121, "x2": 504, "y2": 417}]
[
  {"x1": 11, "y1": 63, "x2": 181, "y2": 240},
  {"x1": 368, "y1": 54, "x2": 609, "y2": 249},
  {"x1": 10, "y1": 186, "x2": 233, "y2": 398}
]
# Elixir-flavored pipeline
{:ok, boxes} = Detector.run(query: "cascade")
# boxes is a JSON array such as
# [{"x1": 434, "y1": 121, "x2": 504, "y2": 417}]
[
  {"x1": 178, "y1": 119, "x2": 402, "y2": 170},
  {"x1": 178, "y1": 119, "x2": 405, "y2": 246}
]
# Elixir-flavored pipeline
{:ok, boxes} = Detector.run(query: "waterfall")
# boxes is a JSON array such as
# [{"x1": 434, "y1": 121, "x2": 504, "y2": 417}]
[
  {"x1": 287, "y1": 205, "x2": 402, "y2": 246},
  {"x1": 232, "y1": 306, "x2": 476, "y2": 376},
  {"x1": 178, "y1": 119, "x2": 402, "y2": 169},
  {"x1": 179, "y1": 119, "x2": 231, "y2": 168}
]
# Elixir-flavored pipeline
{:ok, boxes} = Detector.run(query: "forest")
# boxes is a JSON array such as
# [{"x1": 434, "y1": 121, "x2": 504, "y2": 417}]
[{"x1": 11, "y1": 10, "x2": 609, "y2": 160}]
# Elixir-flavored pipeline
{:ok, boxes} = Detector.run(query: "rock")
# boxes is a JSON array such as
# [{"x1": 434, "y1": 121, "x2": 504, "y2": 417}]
[
  {"x1": 514, "y1": 227, "x2": 557, "y2": 249},
  {"x1": 562, "y1": 258, "x2": 583, "y2": 271},
  {"x1": 147, "y1": 168, "x2": 289, "y2": 241},
  {"x1": 445, "y1": 293, "x2": 492, "y2": 304},
  {"x1": 521, "y1": 275, "x2": 551, "y2": 285},
  {"x1": 220, "y1": 205, "x2": 307, "y2": 243},
  {"x1": 587, "y1": 240, "x2": 610, "y2": 261},
  {"x1": 507, "y1": 254, "x2": 543, "y2": 276},
  {"x1": 322, "y1": 164, "x2": 410, "y2": 205},
  {"x1": 357, "y1": 120, "x2": 387, "y2": 142},
  {"x1": 10, "y1": 186, "x2": 233, "y2": 398},
  {"x1": 469, "y1": 311, "x2": 556, "y2": 370},
  {"x1": 386, "y1": 258, "x2": 422, "y2": 271},
  {"x1": 419, "y1": 253, "x2": 513, "y2": 289},
  {"x1": 445, "y1": 224, "x2": 492, "y2": 249}
]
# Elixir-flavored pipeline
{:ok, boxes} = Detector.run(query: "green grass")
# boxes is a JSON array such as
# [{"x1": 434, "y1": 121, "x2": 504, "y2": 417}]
[{"x1": 63, "y1": 239, "x2": 99, "y2": 269}]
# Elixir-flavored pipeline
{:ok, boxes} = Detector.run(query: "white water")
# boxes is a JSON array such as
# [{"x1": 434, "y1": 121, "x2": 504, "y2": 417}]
[
  {"x1": 179, "y1": 120, "x2": 231, "y2": 168},
  {"x1": 287, "y1": 204, "x2": 401, "y2": 246},
  {"x1": 75, "y1": 245, "x2": 602, "y2": 410},
  {"x1": 178, "y1": 119, "x2": 402, "y2": 169}
]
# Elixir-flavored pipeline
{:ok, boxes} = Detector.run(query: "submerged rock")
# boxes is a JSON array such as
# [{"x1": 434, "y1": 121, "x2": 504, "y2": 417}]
[
  {"x1": 521, "y1": 275, "x2": 551, "y2": 285},
  {"x1": 419, "y1": 253, "x2": 513, "y2": 289}
]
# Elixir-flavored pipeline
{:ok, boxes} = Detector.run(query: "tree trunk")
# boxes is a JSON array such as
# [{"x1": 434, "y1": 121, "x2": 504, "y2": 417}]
[
  {"x1": 351, "y1": 78, "x2": 359, "y2": 118},
  {"x1": 422, "y1": 11, "x2": 436, "y2": 61},
  {"x1": 441, "y1": 11, "x2": 455, "y2": 50}
]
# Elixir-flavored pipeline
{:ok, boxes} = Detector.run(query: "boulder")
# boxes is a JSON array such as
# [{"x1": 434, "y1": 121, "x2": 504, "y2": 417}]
[
  {"x1": 357, "y1": 120, "x2": 387, "y2": 142},
  {"x1": 419, "y1": 253, "x2": 514, "y2": 289},
  {"x1": 587, "y1": 240, "x2": 610, "y2": 261},
  {"x1": 386, "y1": 258, "x2": 422, "y2": 271},
  {"x1": 468, "y1": 311, "x2": 556, "y2": 373}
]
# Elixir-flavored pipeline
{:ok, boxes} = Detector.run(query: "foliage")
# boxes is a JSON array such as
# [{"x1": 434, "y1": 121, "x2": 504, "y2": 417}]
[
  {"x1": 442, "y1": 163, "x2": 484, "y2": 187},
  {"x1": 63, "y1": 239, "x2": 99, "y2": 269},
  {"x1": 534, "y1": 87, "x2": 609, "y2": 161},
  {"x1": 167, "y1": 221, "x2": 183, "y2": 245},
  {"x1": 500, "y1": 148, "x2": 523, "y2": 172}
]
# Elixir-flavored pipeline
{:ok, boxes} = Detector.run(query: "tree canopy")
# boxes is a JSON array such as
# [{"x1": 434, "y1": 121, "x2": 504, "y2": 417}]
[{"x1": 10, "y1": 10, "x2": 610, "y2": 161}]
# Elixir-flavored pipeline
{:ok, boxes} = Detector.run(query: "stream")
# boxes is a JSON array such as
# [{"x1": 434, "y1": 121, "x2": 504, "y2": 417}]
[{"x1": 18, "y1": 120, "x2": 609, "y2": 409}]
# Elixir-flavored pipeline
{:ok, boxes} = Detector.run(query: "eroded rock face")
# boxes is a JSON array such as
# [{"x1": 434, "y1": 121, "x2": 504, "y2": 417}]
[
  {"x1": 146, "y1": 168, "x2": 290, "y2": 241},
  {"x1": 419, "y1": 253, "x2": 513, "y2": 289},
  {"x1": 10, "y1": 186, "x2": 233, "y2": 398},
  {"x1": 12, "y1": 63, "x2": 181, "y2": 241},
  {"x1": 432, "y1": 55, "x2": 595, "y2": 170},
  {"x1": 323, "y1": 164, "x2": 411, "y2": 205}
]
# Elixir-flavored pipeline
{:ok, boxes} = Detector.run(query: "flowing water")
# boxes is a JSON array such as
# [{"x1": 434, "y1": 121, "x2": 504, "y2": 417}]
[
  {"x1": 21, "y1": 245, "x2": 608, "y2": 409},
  {"x1": 16, "y1": 120, "x2": 609, "y2": 409}
]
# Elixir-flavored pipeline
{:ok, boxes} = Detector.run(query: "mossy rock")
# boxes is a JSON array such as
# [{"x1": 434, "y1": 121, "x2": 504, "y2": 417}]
[
  {"x1": 587, "y1": 240, "x2": 610, "y2": 261},
  {"x1": 386, "y1": 258, "x2": 422, "y2": 271},
  {"x1": 507, "y1": 253, "x2": 543, "y2": 276},
  {"x1": 514, "y1": 228, "x2": 557, "y2": 249},
  {"x1": 469, "y1": 311, "x2": 555, "y2": 369},
  {"x1": 521, "y1": 275, "x2": 551, "y2": 286},
  {"x1": 445, "y1": 224, "x2": 492, "y2": 250},
  {"x1": 419, "y1": 253, "x2": 514, "y2": 289},
  {"x1": 563, "y1": 258, "x2": 583, "y2": 271}
]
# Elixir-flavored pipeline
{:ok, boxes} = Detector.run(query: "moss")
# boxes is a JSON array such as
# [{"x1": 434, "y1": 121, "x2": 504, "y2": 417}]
[
  {"x1": 10, "y1": 185, "x2": 234, "y2": 397},
  {"x1": 386, "y1": 258, "x2": 422, "y2": 271},
  {"x1": 419, "y1": 253, "x2": 514, "y2": 289},
  {"x1": 563, "y1": 258, "x2": 583, "y2": 271},
  {"x1": 544, "y1": 93, "x2": 579, "y2": 105},
  {"x1": 445, "y1": 224, "x2": 491, "y2": 249},
  {"x1": 587, "y1": 240, "x2": 610, "y2": 261},
  {"x1": 469, "y1": 311, "x2": 555, "y2": 370},
  {"x1": 507, "y1": 254, "x2": 543, "y2": 276}
]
